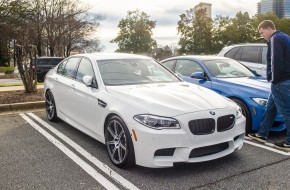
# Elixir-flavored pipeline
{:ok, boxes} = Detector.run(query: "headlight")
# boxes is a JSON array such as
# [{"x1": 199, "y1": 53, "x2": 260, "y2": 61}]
[
  {"x1": 252, "y1": 98, "x2": 268, "y2": 107},
  {"x1": 133, "y1": 114, "x2": 180, "y2": 129},
  {"x1": 236, "y1": 106, "x2": 243, "y2": 119}
]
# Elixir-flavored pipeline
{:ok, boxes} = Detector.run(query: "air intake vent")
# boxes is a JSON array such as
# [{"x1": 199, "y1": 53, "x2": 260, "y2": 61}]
[
  {"x1": 189, "y1": 142, "x2": 229, "y2": 158},
  {"x1": 154, "y1": 148, "x2": 175, "y2": 156}
]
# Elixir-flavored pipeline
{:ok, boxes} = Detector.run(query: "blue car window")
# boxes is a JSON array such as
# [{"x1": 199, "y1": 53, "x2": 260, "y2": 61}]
[
  {"x1": 204, "y1": 59, "x2": 255, "y2": 78},
  {"x1": 175, "y1": 60, "x2": 203, "y2": 77}
]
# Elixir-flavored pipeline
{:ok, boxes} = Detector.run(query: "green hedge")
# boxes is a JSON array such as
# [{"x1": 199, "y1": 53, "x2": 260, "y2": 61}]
[{"x1": 0, "y1": 66, "x2": 14, "y2": 74}]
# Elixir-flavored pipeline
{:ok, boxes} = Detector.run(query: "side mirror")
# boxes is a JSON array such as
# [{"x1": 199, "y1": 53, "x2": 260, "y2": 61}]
[
  {"x1": 191, "y1": 72, "x2": 207, "y2": 80},
  {"x1": 83, "y1": 75, "x2": 98, "y2": 88}
]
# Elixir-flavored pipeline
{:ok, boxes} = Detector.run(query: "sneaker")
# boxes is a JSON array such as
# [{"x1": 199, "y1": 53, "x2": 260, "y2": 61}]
[
  {"x1": 248, "y1": 133, "x2": 267, "y2": 143},
  {"x1": 274, "y1": 142, "x2": 290, "y2": 152}
]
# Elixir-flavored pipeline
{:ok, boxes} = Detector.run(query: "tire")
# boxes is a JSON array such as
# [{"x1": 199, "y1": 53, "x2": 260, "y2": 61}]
[
  {"x1": 231, "y1": 98, "x2": 252, "y2": 133},
  {"x1": 37, "y1": 74, "x2": 45, "y2": 82},
  {"x1": 45, "y1": 90, "x2": 58, "y2": 121},
  {"x1": 105, "y1": 116, "x2": 135, "y2": 168}
]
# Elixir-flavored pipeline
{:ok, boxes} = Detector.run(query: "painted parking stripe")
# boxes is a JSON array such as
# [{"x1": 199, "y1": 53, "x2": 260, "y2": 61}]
[
  {"x1": 27, "y1": 112, "x2": 139, "y2": 190},
  {"x1": 19, "y1": 113, "x2": 120, "y2": 190},
  {"x1": 244, "y1": 137, "x2": 290, "y2": 156}
]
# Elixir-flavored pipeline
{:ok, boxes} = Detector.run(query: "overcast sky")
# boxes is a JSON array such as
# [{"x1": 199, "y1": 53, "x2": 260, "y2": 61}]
[{"x1": 83, "y1": 0, "x2": 261, "y2": 52}]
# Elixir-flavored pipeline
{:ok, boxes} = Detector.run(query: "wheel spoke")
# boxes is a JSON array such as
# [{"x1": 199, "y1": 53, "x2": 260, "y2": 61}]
[
  {"x1": 119, "y1": 142, "x2": 126, "y2": 151},
  {"x1": 117, "y1": 146, "x2": 123, "y2": 162},
  {"x1": 117, "y1": 130, "x2": 124, "y2": 139},
  {"x1": 111, "y1": 146, "x2": 117, "y2": 156},
  {"x1": 108, "y1": 126, "x2": 117, "y2": 139},
  {"x1": 106, "y1": 140, "x2": 115, "y2": 145},
  {"x1": 113, "y1": 121, "x2": 118, "y2": 135}
]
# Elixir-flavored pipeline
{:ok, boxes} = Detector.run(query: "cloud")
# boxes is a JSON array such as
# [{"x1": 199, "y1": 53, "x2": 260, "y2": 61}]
[{"x1": 83, "y1": 0, "x2": 260, "y2": 52}]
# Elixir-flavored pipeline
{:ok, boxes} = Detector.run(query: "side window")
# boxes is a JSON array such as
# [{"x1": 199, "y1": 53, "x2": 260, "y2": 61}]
[
  {"x1": 162, "y1": 60, "x2": 175, "y2": 71},
  {"x1": 261, "y1": 47, "x2": 268, "y2": 65},
  {"x1": 225, "y1": 47, "x2": 240, "y2": 59},
  {"x1": 240, "y1": 46, "x2": 261, "y2": 63},
  {"x1": 76, "y1": 58, "x2": 95, "y2": 82},
  {"x1": 175, "y1": 60, "x2": 203, "y2": 77},
  {"x1": 57, "y1": 60, "x2": 68, "y2": 75},
  {"x1": 62, "y1": 57, "x2": 80, "y2": 78}
]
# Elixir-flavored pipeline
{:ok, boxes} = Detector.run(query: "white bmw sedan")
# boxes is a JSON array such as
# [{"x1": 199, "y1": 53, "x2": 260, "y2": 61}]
[{"x1": 44, "y1": 53, "x2": 245, "y2": 168}]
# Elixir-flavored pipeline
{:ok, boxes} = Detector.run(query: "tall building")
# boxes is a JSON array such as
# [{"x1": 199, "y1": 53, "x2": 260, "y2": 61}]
[
  {"x1": 257, "y1": 0, "x2": 290, "y2": 19},
  {"x1": 194, "y1": 2, "x2": 212, "y2": 19}
]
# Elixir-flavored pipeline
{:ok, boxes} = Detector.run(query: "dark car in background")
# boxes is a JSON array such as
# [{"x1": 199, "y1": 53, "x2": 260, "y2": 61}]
[{"x1": 35, "y1": 57, "x2": 64, "y2": 82}]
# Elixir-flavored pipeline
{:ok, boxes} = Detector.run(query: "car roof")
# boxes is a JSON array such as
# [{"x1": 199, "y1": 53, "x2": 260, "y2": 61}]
[
  {"x1": 37, "y1": 57, "x2": 64, "y2": 60},
  {"x1": 226, "y1": 43, "x2": 267, "y2": 47},
  {"x1": 69, "y1": 53, "x2": 152, "y2": 60},
  {"x1": 163, "y1": 55, "x2": 231, "y2": 62}
]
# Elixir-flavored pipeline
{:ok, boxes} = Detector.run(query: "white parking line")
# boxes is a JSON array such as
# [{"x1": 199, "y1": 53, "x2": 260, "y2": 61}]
[
  {"x1": 27, "y1": 112, "x2": 139, "y2": 190},
  {"x1": 19, "y1": 113, "x2": 120, "y2": 190},
  {"x1": 244, "y1": 137, "x2": 290, "y2": 156}
]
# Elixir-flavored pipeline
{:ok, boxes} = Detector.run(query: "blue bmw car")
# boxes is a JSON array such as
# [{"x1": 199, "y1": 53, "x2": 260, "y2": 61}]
[{"x1": 160, "y1": 55, "x2": 285, "y2": 133}]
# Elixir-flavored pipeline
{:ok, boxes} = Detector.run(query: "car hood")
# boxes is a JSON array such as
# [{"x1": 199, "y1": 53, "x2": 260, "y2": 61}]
[
  {"x1": 105, "y1": 82, "x2": 236, "y2": 116},
  {"x1": 217, "y1": 76, "x2": 270, "y2": 92}
]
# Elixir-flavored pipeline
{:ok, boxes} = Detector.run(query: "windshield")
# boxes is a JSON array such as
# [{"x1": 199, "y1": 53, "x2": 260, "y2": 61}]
[
  {"x1": 203, "y1": 59, "x2": 255, "y2": 78},
  {"x1": 97, "y1": 59, "x2": 181, "y2": 85}
]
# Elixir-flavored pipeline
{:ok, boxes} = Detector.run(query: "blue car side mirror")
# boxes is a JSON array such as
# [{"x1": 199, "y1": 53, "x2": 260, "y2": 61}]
[{"x1": 191, "y1": 72, "x2": 207, "y2": 80}]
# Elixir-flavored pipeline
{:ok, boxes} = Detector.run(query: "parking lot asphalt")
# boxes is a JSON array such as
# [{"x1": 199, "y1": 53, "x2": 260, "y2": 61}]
[{"x1": 0, "y1": 85, "x2": 45, "y2": 114}]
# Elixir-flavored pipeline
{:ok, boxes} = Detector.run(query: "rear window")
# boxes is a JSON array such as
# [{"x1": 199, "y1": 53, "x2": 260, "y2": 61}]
[{"x1": 37, "y1": 58, "x2": 64, "y2": 66}]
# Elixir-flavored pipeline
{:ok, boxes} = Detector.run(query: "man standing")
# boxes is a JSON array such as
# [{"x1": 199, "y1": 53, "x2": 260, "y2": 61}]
[{"x1": 248, "y1": 20, "x2": 290, "y2": 151}]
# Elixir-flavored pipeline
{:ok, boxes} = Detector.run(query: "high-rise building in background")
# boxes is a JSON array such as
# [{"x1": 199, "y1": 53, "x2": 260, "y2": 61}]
[
  {"x1": 194, "y1": 2, "x2": 212, "y2": 19},
  {"x1": 257, "y1": 0, "x2": 290, "y2": 19}
]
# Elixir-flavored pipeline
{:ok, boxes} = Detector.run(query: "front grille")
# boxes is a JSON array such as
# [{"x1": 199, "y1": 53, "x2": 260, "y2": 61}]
[
  {"x1": 189, "y1": 142, "x2": 229, "y2": 158},
  {"x1": 217, "y1": 114, "x2": 235, "y2": 132},
  {"x1": 154, "y1": 148, "x2": 175, "y2": 156},
  {"x1": 188, "y1": 118, "x2": 215, "y2": 135}
]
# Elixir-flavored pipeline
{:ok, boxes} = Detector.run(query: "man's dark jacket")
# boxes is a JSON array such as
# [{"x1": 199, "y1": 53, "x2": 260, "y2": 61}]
[{"x1": 266, "y1": 30, "x2": 290, "y2": 83}]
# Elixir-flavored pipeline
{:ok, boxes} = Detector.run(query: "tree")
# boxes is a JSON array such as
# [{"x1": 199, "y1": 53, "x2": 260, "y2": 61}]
[
  {"x1": 151, "y1": 45, "x2": 173, "y2": 61},
  {"x1": 0, "y1": 0, "x2": 102, "y2": 92},
  {"x1": 177, "y1": 8, "x2": 213, "y2": 55},
  {"x1": 74, "y1": 37, "x2": 104, "y2": 53},
  {"x1": 111, "y1": 9, "x2": 157, "y2": 54},
  {"x1": 41, "y1": 0, "x2": 102, "y2": 57},
  {"x1": 225, "y1": 11, "x2": 256, "y2": 44},
  {"x1": 212, "y1": 15, "x2": 232, "y2": 53}
]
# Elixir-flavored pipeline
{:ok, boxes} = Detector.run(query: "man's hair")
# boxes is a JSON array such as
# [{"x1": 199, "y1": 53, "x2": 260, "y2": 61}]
[{"x1": 258, "y1": 20, "x2": 276, "y2": 30}]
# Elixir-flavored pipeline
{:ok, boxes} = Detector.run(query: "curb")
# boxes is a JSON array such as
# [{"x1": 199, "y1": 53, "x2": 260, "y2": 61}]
[{"x1": 0, "y1": 101, "x2": 45, "y2": 113}]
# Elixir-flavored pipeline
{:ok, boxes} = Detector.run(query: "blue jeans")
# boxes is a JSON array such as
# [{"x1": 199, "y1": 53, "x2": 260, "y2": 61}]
[{"x1": 258, "y1": 80, "x2": 290, "y2": 144}]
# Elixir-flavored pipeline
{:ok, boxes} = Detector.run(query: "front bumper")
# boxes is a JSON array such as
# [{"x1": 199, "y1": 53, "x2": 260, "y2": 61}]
[
  {"x1": 251, "y1": 104, "x2": 286, "y2": 131},
  {"x1": 129, "y1": 109, "x2": 246, "y2": 168}
]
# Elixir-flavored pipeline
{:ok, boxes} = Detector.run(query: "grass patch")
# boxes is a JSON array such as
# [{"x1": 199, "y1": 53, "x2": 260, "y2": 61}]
[{"x1": 0, "y1": 82, "x2": 43, "y2": 87}]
